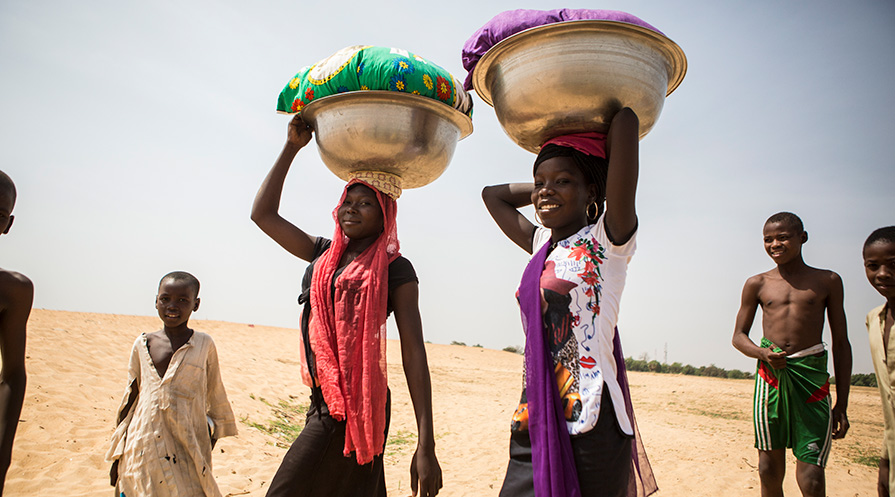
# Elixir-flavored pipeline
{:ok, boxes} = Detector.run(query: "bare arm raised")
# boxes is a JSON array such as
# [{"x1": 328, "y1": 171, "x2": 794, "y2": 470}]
[
  {"x1": 732, "y1": 275, "x2": 787, "y2": 369},
  {"x1": 481, "y1": 183, "x2": 537, "y2": 253},
  {"x1": 826, "y1": 271, "x2": 850, "y2": 439},
  {"x1": 0, "y1": 270, "x2": 33, "y2": 489},
  {"x1": 251, "y1": 115, "x2": 319, "y2": 262},
  {"x1": 604, "y1": 107, "x2": 639, "y2": 244},
  {"x1": 391, "y1": 281, "x2": 442, "y2": 497}
]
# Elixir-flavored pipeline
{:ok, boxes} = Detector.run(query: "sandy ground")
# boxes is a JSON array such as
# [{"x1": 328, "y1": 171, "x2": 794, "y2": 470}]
[{"x1": 5, "y1": 309, "x2": 882, "y2": 496}]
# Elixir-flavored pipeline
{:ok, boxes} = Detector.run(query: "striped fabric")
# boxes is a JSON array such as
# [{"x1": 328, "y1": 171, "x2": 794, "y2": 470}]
[{"x1": 752, "y1": 338, "x2": 833, "y2": 466}]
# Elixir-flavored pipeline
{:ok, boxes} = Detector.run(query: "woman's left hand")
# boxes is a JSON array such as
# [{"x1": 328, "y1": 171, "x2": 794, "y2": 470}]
[
  {"x1": 410, "y1": 445, "x2": 442, "y2": 497},
  {"x1": 604, "y1": 107, "x2": 639, "y2": 244}
]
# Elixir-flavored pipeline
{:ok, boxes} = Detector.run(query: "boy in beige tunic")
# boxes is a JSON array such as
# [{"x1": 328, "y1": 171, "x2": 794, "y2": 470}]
[
  {"x1": 862, "y1": 226, "x2": 895, "y2": 497},
  {"x1": 107, "y1": 272, "x2": 236, "y2": 497}
]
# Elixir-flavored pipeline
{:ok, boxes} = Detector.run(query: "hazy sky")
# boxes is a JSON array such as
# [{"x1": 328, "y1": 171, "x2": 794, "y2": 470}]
[{"x1": 1, "y1": 1, "x2": 892, "y2": 373}]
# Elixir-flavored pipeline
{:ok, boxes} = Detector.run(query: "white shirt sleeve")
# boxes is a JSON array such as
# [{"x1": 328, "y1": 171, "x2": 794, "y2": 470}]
[
  {"x1": 532, "y1": 226, "x2": 552, "y2": 254},
  {"x1": 594, "y1": 214, "x2": 637, "y2": 258}
]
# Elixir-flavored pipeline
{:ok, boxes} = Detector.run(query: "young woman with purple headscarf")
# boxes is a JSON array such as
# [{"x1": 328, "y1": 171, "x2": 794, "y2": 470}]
[{"x1": 482, "y1": 108, "x2": 657, "y2": 497}]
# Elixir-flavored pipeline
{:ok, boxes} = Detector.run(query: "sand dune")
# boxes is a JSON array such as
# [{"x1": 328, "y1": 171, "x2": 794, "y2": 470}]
[{"x1": 5, "y1": 310, "x2": 881, "y2": 496}]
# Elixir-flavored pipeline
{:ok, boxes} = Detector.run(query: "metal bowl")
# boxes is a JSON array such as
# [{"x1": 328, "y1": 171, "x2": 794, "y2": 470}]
[
  {"x1": 473, "y1": 20, "x2": 686, "y2": 152},
  {"x1": 301, "y1": 91, "x2": 473, "y2": 189}
]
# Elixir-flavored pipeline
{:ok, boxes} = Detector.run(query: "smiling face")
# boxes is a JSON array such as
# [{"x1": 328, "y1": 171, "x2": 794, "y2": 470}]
[
  {"x1": 338, "y1": 184, "x2": 384, "y2": 241},
  {"x1": 531, "y1": 157, "x2": 595, "y2": 241},
  {"x1": 762, "y1": 220, "x2": 806, "y2": 266},
  {"x1": 155, "y1": 278, "x2": 200, "y2": 329},
  {"x1": 864, "y1": 240, "x2": 895, "y2": 301}
]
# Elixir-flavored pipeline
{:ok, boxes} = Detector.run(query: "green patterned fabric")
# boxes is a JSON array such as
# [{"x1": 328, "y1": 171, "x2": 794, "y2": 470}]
[
  {"x1": 277, "y1": 45, "x2": 472, "y2": 117},
  {"x1": 753, "y1": 337, "x2": 833, "y2": 466}
]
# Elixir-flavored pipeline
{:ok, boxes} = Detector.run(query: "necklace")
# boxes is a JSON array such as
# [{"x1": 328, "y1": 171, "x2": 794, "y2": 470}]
[{"x1": 548, "y1": 240, "x2": 558, "y2": 253}]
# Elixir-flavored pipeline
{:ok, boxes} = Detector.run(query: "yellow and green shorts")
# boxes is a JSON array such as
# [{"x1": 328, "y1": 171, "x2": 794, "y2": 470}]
[{"x1": 753, "y1": 337, "x2": 832, "y2": 466}]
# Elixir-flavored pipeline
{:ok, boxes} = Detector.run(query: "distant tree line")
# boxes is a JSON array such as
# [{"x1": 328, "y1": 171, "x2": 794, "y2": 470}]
[
  {"x1": 831, "y1": 373, "x2": 878, "y2": 388},
  {"x1": 496, "y1": 347, "x2": 879, "y2": 388},
  {"x1": 502, "y1": 345, "x2": 523, "y2": 354},
  {"x1": 623, "y1": 357, "x2": 879, "y2": 387},
  {"x1": 624, "y1": 357, "x2": 753, "y2": 380},
  {"x1": 452, "y1": 341, "x2": 485, "y2": 348}
]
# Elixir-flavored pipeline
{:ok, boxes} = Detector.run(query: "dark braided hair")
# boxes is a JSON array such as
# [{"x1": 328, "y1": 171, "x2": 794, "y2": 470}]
[{"x1": 533, "y1": 144, "x2": 608, "y2": 223}]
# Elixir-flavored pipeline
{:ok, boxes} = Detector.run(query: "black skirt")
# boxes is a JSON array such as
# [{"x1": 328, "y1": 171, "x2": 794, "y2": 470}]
[
  {"x1": 499, "y1": 385, "x2": 633, "y2": 497},
  {"x1": 266, "y1": 388, "x2": 391, "y2": 497}
]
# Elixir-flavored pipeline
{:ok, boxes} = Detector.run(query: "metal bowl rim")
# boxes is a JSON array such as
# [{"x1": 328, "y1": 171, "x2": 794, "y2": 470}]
[
  {"x1": 301, "y1": 90, "x2": 474, "y2": 140},
  {"x1": 471, "y1": 19, "x2": 688, "y2": 107}
]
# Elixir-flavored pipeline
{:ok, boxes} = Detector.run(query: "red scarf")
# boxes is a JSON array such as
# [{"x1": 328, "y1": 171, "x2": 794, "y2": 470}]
[{"x1": 309, "y1": 179, "x2": 399, "y2": 464}]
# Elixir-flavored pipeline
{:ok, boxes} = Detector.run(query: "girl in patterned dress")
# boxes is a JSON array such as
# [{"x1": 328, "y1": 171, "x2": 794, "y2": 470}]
[{"x1": 482, "y1": 107, "x2": 656, "y2": 497}]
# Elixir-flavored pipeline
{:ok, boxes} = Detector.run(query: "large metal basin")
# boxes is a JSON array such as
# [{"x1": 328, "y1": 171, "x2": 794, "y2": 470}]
[
  {"x1": 473, "y1": 20, "x2": 686, "y2": 152},
  {"x1": 301, "y1": 91, "x2": 473, "y2": 189}
]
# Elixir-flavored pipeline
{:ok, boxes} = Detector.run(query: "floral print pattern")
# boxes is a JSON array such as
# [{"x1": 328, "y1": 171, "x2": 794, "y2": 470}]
[
  {"x1": 392, "y1": 57, "x2": 414, "y2": 74},
  {"x1": 389, "y1": 74, "x2": 406, "y2": 92},
  {"x1": 513, "y1": 218, "x2": 635, "y2": 436},
  {"x1": 436, "y1": 75, "x2": 451, "y2": 102},
  {"x1": 276, "y1": 46, "x2": 472, "y2": 117},
  {"x1": 571, "y1": 237, "x2": 606, "y2": 317}
]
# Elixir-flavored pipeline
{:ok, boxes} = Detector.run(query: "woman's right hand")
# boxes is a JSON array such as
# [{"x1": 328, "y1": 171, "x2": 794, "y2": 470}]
[
  {"x1": 287, "y1": 115, "x2": 313, "y2": 149},
  {"x1": 481, "y1": 183, "x2": 537, "y2": 253}
]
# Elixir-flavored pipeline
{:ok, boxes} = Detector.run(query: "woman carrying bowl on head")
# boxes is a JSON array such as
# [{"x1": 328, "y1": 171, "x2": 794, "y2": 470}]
[
  {"x1": 252, "y1": 115, "x2": 442, "y2": 497},
  {"x1": 482, "y1": 107, "x2": 656, "y2": 497}
]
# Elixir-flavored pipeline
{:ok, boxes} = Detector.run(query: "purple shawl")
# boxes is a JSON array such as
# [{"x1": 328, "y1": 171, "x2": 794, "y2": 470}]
[
  {"x1": 519, "y1": 241, "x2": 658, "y2": 497},
  {"x1": 519, "y1": 242, "x2": 581, "y2": 496},
  {"x1": 462, "y1": 9, "x2": 663, "y2": 91},
  {"x1": 613, "y1": 328, "x2": 659, "y2": 497}
]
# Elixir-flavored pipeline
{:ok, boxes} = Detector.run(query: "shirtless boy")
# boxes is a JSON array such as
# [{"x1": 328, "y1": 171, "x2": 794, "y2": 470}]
[
  {"x1": 0, "y1": 170, "x2": 33, "y2": 493},
  {"x1": 732, "y1": 212, "x2": 851, "y2": 497}
]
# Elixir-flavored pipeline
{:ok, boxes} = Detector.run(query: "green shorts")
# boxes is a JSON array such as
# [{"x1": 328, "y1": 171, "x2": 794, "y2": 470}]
[{"x1": 753, "y1": 337, "x2": 832, "y2": 466}]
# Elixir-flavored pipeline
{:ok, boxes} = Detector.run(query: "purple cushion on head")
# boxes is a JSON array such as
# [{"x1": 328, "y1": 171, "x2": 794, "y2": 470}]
[{"x1": 461, "y1": 9, "x2": 663, "y2": 91}]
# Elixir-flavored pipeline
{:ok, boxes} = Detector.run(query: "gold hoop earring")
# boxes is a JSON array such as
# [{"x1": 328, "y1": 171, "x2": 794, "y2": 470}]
[{"x1": 586, "y1": 202, "x2": 598, "y2": 220}]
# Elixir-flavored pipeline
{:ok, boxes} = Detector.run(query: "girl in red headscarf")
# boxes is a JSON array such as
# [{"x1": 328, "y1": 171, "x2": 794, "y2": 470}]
[{"x1": 252, "y1": 115, "x2": 442, "y2": 497}]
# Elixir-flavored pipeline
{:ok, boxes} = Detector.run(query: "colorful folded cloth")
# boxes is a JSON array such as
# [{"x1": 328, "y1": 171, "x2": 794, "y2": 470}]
[
  {"x1": 278, "y1": 45, "x2": 472, "y2": 117},
  {"x1": 461, "y1": 9, "x2": 662, "y2": 91}
]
